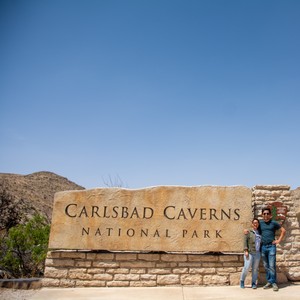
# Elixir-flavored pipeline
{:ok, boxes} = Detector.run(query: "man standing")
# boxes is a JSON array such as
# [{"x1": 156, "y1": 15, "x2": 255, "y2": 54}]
[{"x1": 260, "y1": 207, "x2": 286, "y2": 291}]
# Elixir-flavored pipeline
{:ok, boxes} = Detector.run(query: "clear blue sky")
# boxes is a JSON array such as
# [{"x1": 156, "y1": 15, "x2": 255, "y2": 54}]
[{"x1": 1, "y1": 1, "x2": 299, "y2": 189}]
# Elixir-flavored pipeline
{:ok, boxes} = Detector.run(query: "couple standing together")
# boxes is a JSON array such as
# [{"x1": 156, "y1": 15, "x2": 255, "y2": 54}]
[{"x1": 240, "y1": 207, "x2": 286, "y2": 291}]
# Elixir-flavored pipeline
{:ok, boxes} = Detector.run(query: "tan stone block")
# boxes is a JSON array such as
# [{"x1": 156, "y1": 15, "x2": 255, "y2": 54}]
[
  {"x1": 60, "y1": 252, "x2": 86, "y2": 259},
  {"x1": 202, "y1": 262, "x2": 223, "y2": 267},
  {"x1": 156, "y1": 263, "x2": 177, "y2": 268},
  {"x1": 92, "y1": 261, "x2": 119, "y2": 268},
  {"x1": 229, "y1": 273, "x2": 240, "y2": 286},
  {"x1": 44, "y1": 267, "x2": 54, "y2": 276},
  {"x1": 286, "y1": 261, "x2": 300, "y2": 267},
  {"x1": 140, "y1": 274, "x2": 157, "y2": 280},
  {"x1": 189, "y1": 268, "x2": 215, "y2": 274},
  {"x1": 45, "y1": 258, "x2": 54, "y2": 266},
  {"x1": 278, "y1": 237, "x2": 290, "y2": 246},
  {"x1": 216, "y1": 267, "x2": 237, "y2": 274},
  {"x1": 173, "y1": 268, "x2": 189, "y2": 274},
  {"x1": 292, "y1": 242, "x2": 300, "y2": 249},
  {"x1": 53, "y1": 259, "x2": 75, "y2": 267},
  {"x1": 69, "y1": 272, "x2": 93, "y2": 280},
  {"x1": 115, "y1": 253, "x2": 137, "y2": 261},
  {"x1": 219, "y1": 255, "x2": 239, "y2": 261},
  {"x1": 114, "y1": 274, "x2": 140, "y2": 281},
  {"x1": 149, "y1": 268, "x2": 171, "y2": 275},
  {"x1": 119, "y1": 261, "x2": 155, "y2": 268},
  {"x1": 274, "y1": 248, "x2": 286, "y2": 259},
  {"x1": 177, "y1": 262, "x2": 202, "y2": 268},
  {"x1": 46, "y1": 251, "x2": 61, "y2": 258},
  {"x1": 76, "y1": 280, "x2": 106, "y2": 287},
  {"x1": 87, "y1": 268, "x2": 105, "y2": 274},
  {"x1": 130, "y1": 268, "x2": 146, "y2": 274},
  {"x1": 222, "y1": 262, "x2": 243, "y2": 267},
  {"x1": 93, "y1": 274, "x2": 113, "y2": 281},
  {"x1": 161, "y1": 254, "x2": 187, "y2": 262},
  {"x1": 281, "y1": 243, "x2": 293, "y2": 250},
  {"x1": 130, "y1": 281, "x2": 157, "y2": 287},
  {"x1": 107, "y1": 281, "x2": 130, "y2": 287},
  {"x1": 286, "y1": 267, "x2": 300, "y2": 281},
  {"x1": 289, "y1": 248, "x2": 300, "y2": 254},
  {"x1": 68, "y1": 268, "x2": 87, "y2": 274},
  {"x1": 188, "y1": 255, "x2": 218, "y2": 262},
  {"x1": 276, "y1": 248, "x2": 284, "y2": 254},
  {"x1": 59, "y1": 279, "x2": 76, "y2": 287},
  {"x1": 138, "y1": 253, "x2": 160, "y2": 261},
  {"x1": 85, "y1": 253, "x2": 96, "y2": 260},
  {"x1": 44, "y1": 267, "x2": 68, "y2": 278},
  {"x1": 42, "y1": 278, "x2": 60, "y2": 287},
  {"x1": 75, "y1": 260, "x2": 92, "y2": 267},
  {"x1": 287, "y1": 216, "x2": 298, "y2": 223},
  {"x1": 106, "y1": 268, "x2": 129, "y2": 274},
  {"x1": 286, "y1": 254, "x2": 300, "y2": 260},
  {"x1": 181, "y1": 274, "x2": 202, "y2": 285},
  {"x1": 96, "y1": 253, "x2": 115, "y2": 260},
  {"x1": 157, "y1": 274, "x2": 180, "y2": 285},
  {"x1": 203, "y1": 275, "x2": 228, "y2": 285},
  {"x1": 283, "y1": 205, "x2": 297, "y2": 210},
  {"x1": 289, "y1": 222, "x2": 300, "y2": 229}
]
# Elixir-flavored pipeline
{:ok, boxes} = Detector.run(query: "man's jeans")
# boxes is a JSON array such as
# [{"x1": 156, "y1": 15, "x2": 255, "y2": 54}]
[
  {"x1": 261, "y1": 244, "x2": 277, "y2": 284},
  {"x1": 240, "y1": 252, "x2": 261, "y2": 284}
]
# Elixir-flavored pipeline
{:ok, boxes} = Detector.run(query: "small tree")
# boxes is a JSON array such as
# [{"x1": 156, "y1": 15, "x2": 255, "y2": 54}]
[
  {"x1": 102, "y1": 174, "x2": 127, "y2": 188},
  {"x1": 0, "y1": 214, "x2": 50, "y2": 278},
  {"x1": 0, "y1": 187, "x2": 26, "y2": 231}
]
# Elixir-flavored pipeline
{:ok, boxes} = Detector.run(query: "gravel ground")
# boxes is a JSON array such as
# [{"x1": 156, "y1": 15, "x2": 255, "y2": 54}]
[{"x1": 0, "y1": 288, "x2": 39, "y2": 300}]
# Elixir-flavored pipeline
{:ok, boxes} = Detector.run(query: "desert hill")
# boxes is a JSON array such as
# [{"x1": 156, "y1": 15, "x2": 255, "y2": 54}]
[{"x1": 0, "y1": 171, "x2": 85, "y2": 222}]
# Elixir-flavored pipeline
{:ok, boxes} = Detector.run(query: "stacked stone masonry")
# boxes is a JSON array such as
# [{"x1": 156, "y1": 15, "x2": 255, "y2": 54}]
[
  {"x1": 43, "y1": 252, "x2": 246, "y2": 287},
  {"x1": 43, "y1": 185, "x2": 300, "y2": 287}
]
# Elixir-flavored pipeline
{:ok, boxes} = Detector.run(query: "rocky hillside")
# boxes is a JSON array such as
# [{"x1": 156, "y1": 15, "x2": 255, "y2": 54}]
[{"x1": 0, "y1": 171, "x2": 85, "y2": 222}]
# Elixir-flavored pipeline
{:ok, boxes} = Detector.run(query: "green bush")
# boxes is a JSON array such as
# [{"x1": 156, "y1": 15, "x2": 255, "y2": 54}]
[{"x1": 0, "y1": 214, "x2": 50, "y2": 278}]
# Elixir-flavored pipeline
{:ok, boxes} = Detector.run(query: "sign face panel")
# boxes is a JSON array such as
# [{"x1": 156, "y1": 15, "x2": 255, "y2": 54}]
[
  {"x1": 48, "y1": 186, "x2": 252, "y2": 253},
  {"x1": 268, "y1": 201, "x2": 288, "y2": 225}
]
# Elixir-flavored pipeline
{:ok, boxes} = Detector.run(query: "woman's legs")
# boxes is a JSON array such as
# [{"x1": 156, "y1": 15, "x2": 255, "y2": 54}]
[
  {"x1": 240, "y1": 254, "x2": 253, "y2": 285},
  {"x1": 251, "y1": 252, "x2": 261, "y2": 287}
]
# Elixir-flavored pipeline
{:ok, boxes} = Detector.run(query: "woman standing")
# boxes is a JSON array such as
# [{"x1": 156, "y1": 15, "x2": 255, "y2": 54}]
[{"x1": 240, "y1": 218, "x2": 261, "y2": 289}]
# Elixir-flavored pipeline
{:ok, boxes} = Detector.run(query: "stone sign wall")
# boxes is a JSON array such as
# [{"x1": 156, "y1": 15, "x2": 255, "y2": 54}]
[
  {"x1": 43, "y1": 185, "x2": 300, "y2": 288},
  {"x1": 49, "y1": 186, "x2": 252, "y2": 252}
]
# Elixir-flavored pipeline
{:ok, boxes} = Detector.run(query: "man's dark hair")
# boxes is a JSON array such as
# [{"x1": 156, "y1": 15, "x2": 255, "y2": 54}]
[{"x1": 262, "y1": 207, "x2": 271, "y2": 214}]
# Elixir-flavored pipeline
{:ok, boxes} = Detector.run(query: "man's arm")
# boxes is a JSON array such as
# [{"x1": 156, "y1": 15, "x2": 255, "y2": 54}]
[{"x1": 273, "y1": 227, "x2": 286, "y2": 245}]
